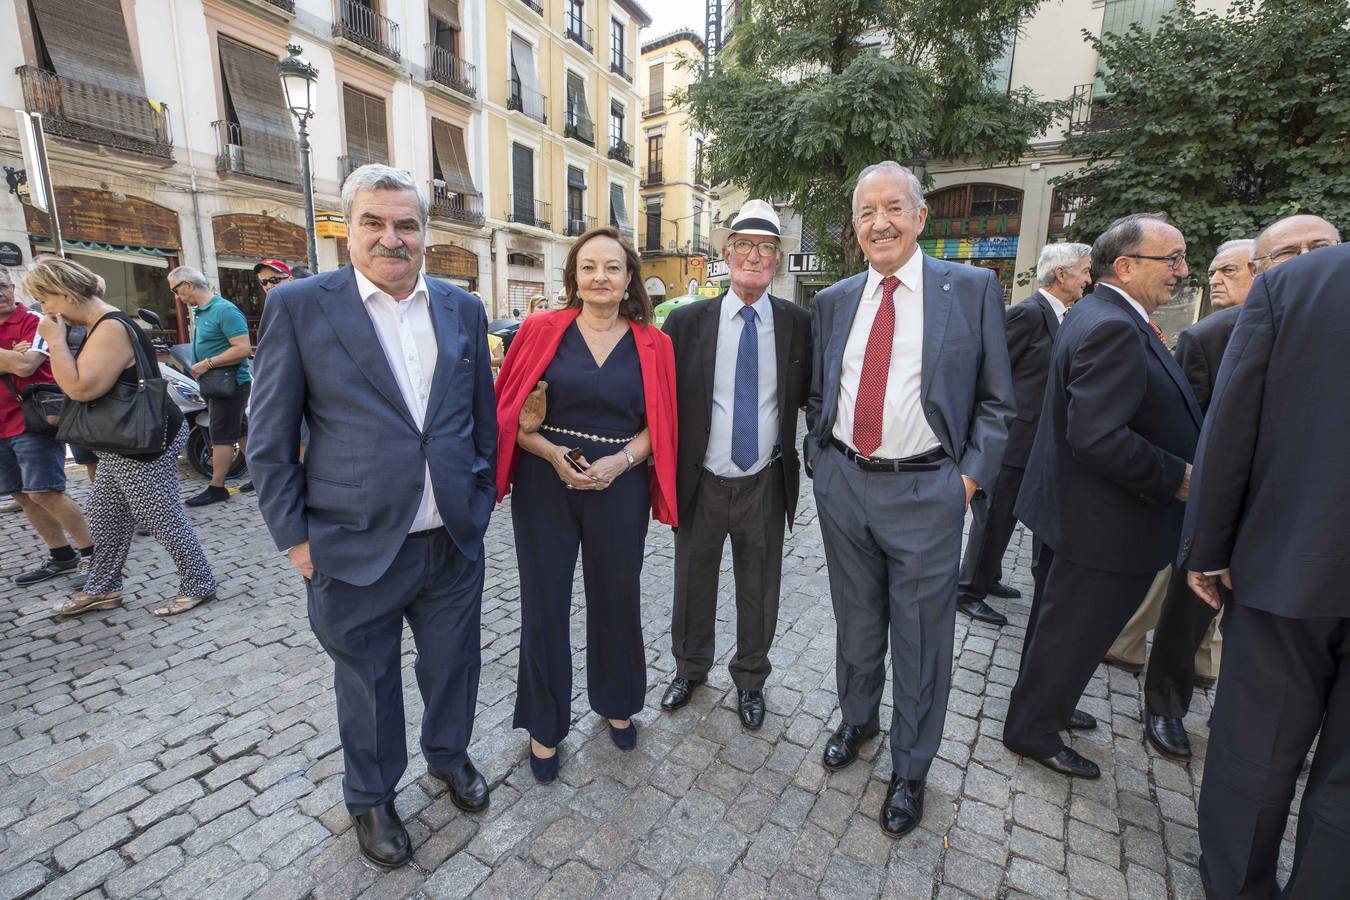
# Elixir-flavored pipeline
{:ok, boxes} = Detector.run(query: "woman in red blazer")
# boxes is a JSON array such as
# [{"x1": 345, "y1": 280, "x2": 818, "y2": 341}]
[{"x1": 495, "y1": 226, "x2": 677, "y2": 783}]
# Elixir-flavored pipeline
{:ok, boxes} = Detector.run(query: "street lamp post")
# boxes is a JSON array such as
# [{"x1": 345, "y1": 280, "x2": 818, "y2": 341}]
[{"x1": 279, "y1": 44, "x2": 319, "y2": 273}]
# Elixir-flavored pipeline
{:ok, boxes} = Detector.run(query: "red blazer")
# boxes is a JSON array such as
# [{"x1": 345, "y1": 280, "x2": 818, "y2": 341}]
[{"x1": 495, "y1": 308, "x2": 678, "y2": 527}]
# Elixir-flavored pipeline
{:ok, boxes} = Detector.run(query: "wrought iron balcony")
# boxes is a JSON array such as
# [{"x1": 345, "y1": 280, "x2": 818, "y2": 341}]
[
  {"x1": 565, "y1": 214, "x2": 596, "y2": 237},
  {"x1": 564, "y1": 109, "x2": 595, "y2": 146},
  {"x1": 645, "y1": 93, "x2": 665, "y2": 116},
  {"x1": 565, "y1": 14, "x2": 594, "y2": 53},
  {"x1": 509, "y1": 196, "x2": 551, "y2": 230},
  {"x1": 426, "y1": 45, "x2": 477, "y2": 100},
  {"x1": 610, "y1": 50, "x2": 632, "y2": 82},
  {"x1": 430, "y1": 182, "x2": 485, "y2": 226},
  {"x1": 333, "y1": 0, "x2": 401, "y2": 63},
  {"x1": 339, "y1": 153, "x2": 386, "y2": 180},
  {"x1": 17, "y1": 66, "x2": 172, "y2": 159},
  {"x1": 691, "y1": 236, "x2": 710, "y2": 255},
  {"x1": 608, "y1": 139, "x2": 632, "y2": 166},
  {"x1": 1067, "y1": 83, "x2": 1113, "y2": 134},
  {"x1": 642, "y1": 165, "x2": 663, "y2": 185},
  {"x1": 212, "y1": 120, "x2": 299, "y2": 185},
  {"x1": 518, "y1": 0, "x2": 543, "y2": 13},
  {"x1": 508, "y1": 79, "x2": 548, "y2": 124},
  {"x1": 265, "y1": 0, "x2": 295, "y2": 9}
]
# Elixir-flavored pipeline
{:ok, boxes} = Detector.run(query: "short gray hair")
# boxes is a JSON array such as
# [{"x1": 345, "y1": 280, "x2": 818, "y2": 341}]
[
  {"x1": 341, "y1": 163, "x2": 428, "y2": 224},
  {"x1": 852, "y1": 161, "x2": 926, "y2": 217},
  {"x1": 167, "y1": 266, "x2": 209, "y2": 290},
  {"x1": 1090, "y1": 212, "x2": 1172, "y2": 282},
  {"x1": 1035, "y1": 242, "x2": 1092, "y2": 286},
  {"x1": 1214, "y1": 238, "x2": 1255, "y2": 259}
]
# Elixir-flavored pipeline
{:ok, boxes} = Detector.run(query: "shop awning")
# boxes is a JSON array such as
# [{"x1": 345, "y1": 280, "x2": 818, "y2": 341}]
[{"x1": 36, "y1": 240, "x2": 172, "y2": 269}]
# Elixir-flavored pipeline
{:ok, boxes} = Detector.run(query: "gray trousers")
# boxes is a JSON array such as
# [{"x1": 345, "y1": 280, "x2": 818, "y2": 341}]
[
  {"x1": 671, "y1": 461, "x2": 785, "y2": 691},
  {"x1": 813, "y1": 444, "x2": 966, "y2": 780}
]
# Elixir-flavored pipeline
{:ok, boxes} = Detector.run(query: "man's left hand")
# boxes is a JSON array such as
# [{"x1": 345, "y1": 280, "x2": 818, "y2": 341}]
[
  {"x1": 962, "y1": 475, "x2": 978, "y2": 508},
  {"x1": 190, "y1": 360, "x2": 211, "y2": 378},
  {"x1": 1186, "y1": 570, "x2": 1230, "y2": 610}
]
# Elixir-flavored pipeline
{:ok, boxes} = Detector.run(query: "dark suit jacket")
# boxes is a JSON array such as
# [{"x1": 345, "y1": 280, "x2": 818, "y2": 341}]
[
  {"x1": 249, "y1": 265, "x2": 497, "y2": 586},
  {"x1": 663, "y1": 292, "x2": 812, "y2": 528},
  {"x1": 1002, "y1": 290, "x2": 1061, "y2": 469},
  {"x1": 804, "y1": 255, "x2": 1014, "y2": 493},
  {"x1": 1173, "y1": 304, "x2": 1241, "y2": 415},
  {"x1": 1178, "y1": 245, "x2": 1350, "y2": 618},
  {"x1": 1016, "y1": 286, "x2": 1202, "y2": 574}
]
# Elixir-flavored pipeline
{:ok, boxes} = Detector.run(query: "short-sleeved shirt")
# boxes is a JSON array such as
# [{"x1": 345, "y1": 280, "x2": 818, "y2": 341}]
[
  {"x1": 191, "y1": 295, "x2": 251, "y2": 384},
  {"x1": 1, "y1": 304, "x2": 53, "y2": 439}
]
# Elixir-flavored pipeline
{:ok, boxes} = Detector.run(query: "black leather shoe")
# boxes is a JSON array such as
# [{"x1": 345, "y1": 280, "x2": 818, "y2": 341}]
[
  {"x1": 880, "y1": 773, "x2": 925, "y2": 838},
  {"x1": 185, "y1": 485, "x2": 230, "y2": 507},
  {"x1": 609, "y1": 720, "x2": 638, "y2": 751},
  {"x1": 987, "y1": 582, "x2": 1022, "y2": 599},
  {"x1": 530, "y1": 747, "x2": 559, "y2": 783},
  {"x1": 1030, "y1": 747, "x2": 1101, "y2": 779},
  {"x1": 660, "y1": 677, "x2": 702, "y2": 711},
  {"x1": 957, "y1": 596, "x2": 1009, "y2": 626},
  {"x1": 1067, "y1": 708, "x2": 1098, "y2": 731},
  {"x1": 1144, "y1": 713, "x2": 1192, "y2": 761},
  {"x1": 822, "y1": 721, "x2": 880, "y2": 771},
  {"x1": 428, "y1": 760, "x2": 490, "y2": 813},
  {"x1": 353, "y1": 801, "x2": 411, "y2": 869},
  {"x1": 738, "y1": 690, "x2": 765, "y2": 729}
]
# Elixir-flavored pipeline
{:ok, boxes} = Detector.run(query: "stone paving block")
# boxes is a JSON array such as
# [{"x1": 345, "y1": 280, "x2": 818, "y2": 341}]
[
  {"x1": 129, "y1": 780, "x2": 205, "y2": 830},
  {"x1": 0, "y1": 861, "x2": 49, "y2": 900},
  {"x1": 188, "y1": 781, "x2": 256, "y2": 824},
  {"x1": 32, "y1": 849, "x2": 123, "y2": 900},
  {"x1": 1012, "y1": 792, "x2": 1065, "y2": 839},
  {"x1": 51, "y1": 815, "x2": 131, "y2": 871},
  {"x1": 1127, "y1": 862, "x2": 1169, "y2": 900},
  {"x1": 105, "y1": 846, "x2": 184, "y2": 900},
  {"x1": 472, "y1": 855, "x2": 549, "y2": 900},
  {"x1": 181, "y1": 807, "x2": 256, "y2": 857},
  {"x1": 1006, "y1": 857, "x2": 1068, "y2": 898},
  {"x1": 661, "y1": 865, "x2": 721, "y2": 900},
  {"x1": 1124, "y1": 823, "x2": 1168, "y2": 873},
  {"x1": 247, "y1": 773, "x2": 314, "y2": 816},
  {"x1": 1069, "y1": 818, "x2": 1122, "y2": 867},
  {"x1": 123, "y1": 813, "x2": 194, "y2": 863}
]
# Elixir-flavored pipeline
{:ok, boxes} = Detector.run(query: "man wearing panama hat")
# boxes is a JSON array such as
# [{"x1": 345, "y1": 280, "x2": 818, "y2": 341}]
[{"x1": 658, "y1": 200, "x2": 812, "y2": 731}]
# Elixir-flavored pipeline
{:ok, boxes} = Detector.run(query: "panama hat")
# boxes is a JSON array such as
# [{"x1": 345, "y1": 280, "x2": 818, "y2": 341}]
[{"x1": 710, "y1": 199, "x2": 782, "y2": 249}]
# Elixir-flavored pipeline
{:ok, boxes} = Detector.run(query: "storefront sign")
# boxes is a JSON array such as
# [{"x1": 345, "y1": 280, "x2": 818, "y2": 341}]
[
  {"x1": 213, "y1": 214, "x2": 307, "y2": 260},
  {"x1": 0, "y1": 242, "x2": 22, "y2": 266},
  {"x1": 920, "y1": 236, "x2": 1019, "y2": 260},
  {"x1": 314, "y1": 211, "x2": 346, "y2": 239},
  {"x1": 707, "y1": 257, "x2": 729, "y2": 278},
  {"x1": 787, "y1": 253, "x2": 822, "y2": 274},
  {"x1": 24, "y1": 188, "x2": 182, "y2": 250}
]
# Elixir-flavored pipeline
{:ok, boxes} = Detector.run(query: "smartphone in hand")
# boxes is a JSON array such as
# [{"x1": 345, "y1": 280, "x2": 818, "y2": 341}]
[{"x1": 564, "y1": 447, "x2": 588, "y2": 474}]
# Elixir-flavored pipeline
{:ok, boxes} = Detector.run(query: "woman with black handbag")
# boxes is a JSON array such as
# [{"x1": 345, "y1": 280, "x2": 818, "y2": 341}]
[{"x1": 23, "y1": 257, "x2": 218, "y2": 618}]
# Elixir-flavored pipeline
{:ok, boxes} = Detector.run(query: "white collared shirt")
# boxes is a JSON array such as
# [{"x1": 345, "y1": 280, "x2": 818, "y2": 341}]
[
  {"x1": 1039, "y1": 289, "x2": 1067, "y2": 323},
  {"x1": 705, "y1": 287, "x2": 778, "y2": 476},
  {"x1": 1099, "y1": 283, "x2": 1150, "y2": 324},
  {"x1": 353, "y1": 267, "x2": 441, "y2": 533},
  {"x1": 833, "y1": 249, "x2": 941, "y2": 459}
]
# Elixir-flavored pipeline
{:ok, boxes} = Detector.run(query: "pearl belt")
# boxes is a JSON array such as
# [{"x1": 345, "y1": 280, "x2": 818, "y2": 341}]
[{"x1": 541, "y1": 424, "x2": 636, "y2": 445}]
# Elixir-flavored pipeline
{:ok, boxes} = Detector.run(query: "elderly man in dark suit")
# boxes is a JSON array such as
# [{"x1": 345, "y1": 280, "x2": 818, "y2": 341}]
[
  {"x1": 250, "y1": 165, "x2": 497, "y2": 869},
  {"x1": 956, "y1": 241, "x2": 1091, "y2": 626},
  {"x1": 805, "y1": 161, "x2": 1014, "y2": 837},
  {"x1": 1182, "y1": 243, "x2": 1350, "y2": 899},
  {"x1": 658, "y1": 200, "x2": 812, "y2": 730},
  {"x1": 1002, "y1": 213, "x2": 1202, "y2": 779}
]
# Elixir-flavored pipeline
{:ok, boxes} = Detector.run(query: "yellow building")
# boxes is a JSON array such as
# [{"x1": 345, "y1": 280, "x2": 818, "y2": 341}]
[
  {"x1": 482, "y1": 0, "x2": 650, "y2": 316},
  {"x1": 636, "y1": 30, "x2": 715, "y2": 303}
]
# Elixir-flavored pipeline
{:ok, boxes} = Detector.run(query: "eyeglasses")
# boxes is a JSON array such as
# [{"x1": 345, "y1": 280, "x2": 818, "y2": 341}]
[
  {"x1": 856, "y1": 204, "x2": 919, "y2": 227},
  {"x1": 1126, "y1": 253, "x2": 1187, "y2": 271},
  {"x1": 258, "y1": 276, "x2": 289, "y2": 286},
  {"x1": 729, "y1": 239, "x2": 780, "y2": 257},
  {"x1": 168, "y1": 282, "x2": 188, "y2": 296},
  {"x1": 1252, "y1": 240, "x2": 1338, "y2": 265}
]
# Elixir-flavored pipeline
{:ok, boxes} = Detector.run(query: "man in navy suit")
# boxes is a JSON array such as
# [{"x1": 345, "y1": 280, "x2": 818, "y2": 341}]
[
  {"x1": 249, "y1": 165, "x2": 496, "y2": 869},
  {"x1": 1182, "y1": 244, "x2": 1348, "y2": 899},
  {"x1": 805, "y1": 161, "x2": 1014, "y2": 837},
  {"x1": 1002, "y1": 213, "x2": 1202, "y2": 779},
  {"x1": 956, "y1": 242, "x2": 1091, "y2": 626}
]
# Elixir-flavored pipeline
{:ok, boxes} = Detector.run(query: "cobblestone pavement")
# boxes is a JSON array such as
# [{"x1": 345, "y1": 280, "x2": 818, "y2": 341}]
[{"x1": 0, "y1": 462, "x2": 1302, "y2": 900}]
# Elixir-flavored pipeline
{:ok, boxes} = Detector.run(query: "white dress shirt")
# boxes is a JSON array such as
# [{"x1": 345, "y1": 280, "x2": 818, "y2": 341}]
[
  {"x1": 1039, "y1": 289, "x2": 1067, "y2": 323},
  {"x1": 833, "y1": 250, "x2": 941, "y2": 459},
  {"x1": 353, "y1": 267, "x2": 441, "y2": 533},
  {"x1": 1099, "y1": 283, "x2": 1150, "y2": 324},
  {"x1": 705, "y1": 288, "x2": 778, "y2": 476}
]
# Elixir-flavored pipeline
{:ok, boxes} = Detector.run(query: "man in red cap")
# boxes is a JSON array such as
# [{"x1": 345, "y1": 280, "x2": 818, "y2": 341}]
[{"x1": 254, "y1": 259, "x2": 292, "y2": 295}]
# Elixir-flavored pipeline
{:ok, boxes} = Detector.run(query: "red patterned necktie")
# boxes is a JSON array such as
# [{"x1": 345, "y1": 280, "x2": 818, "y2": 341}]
[
  {"x1": 1148, "y1": 321, "x2": 1166, "y2": 345},
  {"x1": 852, "y1": 275, "x2": 901, "y2": 456}
]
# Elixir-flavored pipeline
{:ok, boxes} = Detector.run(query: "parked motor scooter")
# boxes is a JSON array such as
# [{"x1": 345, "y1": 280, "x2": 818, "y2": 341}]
[{"x1": 135, "y1": 310, "x2": 246, "y2": 479}]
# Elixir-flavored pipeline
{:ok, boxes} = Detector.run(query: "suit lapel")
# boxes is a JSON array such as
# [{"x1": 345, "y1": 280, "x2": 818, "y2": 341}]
[
  {"x1": 1035, "y1": 291, "x2": 1060, "y2": 338},
  {"x1": 698, "y1": 297, "x2": 721, "y2": 434},
  {"x1": 1099, "y1": 288, "x2": 1203, "y2": 428},
  {"x1": 771, "y1": 295, "x2": 792, "y2": 423},
  {"x1": 921, "y1": 255, "x2": 954, "y2": 401},
  {"x1": 422, "y1": 279, "x2": 461, "y2": 425},
  {"x1": 317, "y1": 266, "x2": 417, "y2": 430}
]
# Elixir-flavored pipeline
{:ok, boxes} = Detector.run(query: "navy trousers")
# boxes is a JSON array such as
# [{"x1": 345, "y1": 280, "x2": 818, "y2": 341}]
[{"x1": 307, "y1": 528, "x2": 483, "y2": 814}]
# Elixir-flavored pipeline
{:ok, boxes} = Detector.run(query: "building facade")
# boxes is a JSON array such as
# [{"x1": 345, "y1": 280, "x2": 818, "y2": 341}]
[
  {"x1": 0, "y1": 0, "x2": 647, "y2": 338},
  {"x1": 636, "y1": 29, "x2": 715, "y2": 303}
]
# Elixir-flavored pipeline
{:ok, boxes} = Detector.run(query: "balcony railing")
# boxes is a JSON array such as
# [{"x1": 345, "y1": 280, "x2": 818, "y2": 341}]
[
  {"x1": 608, "y1": 139, "x2": 632, "y2": 166},
  {"x1": 610, "y1": 50, "x2": 632, "y2": 82},
  {"x1": 333, "y1": 0, "x2": 401, "y2": 63},
  {"x1": 642, "y1": 165, "x2": 663, "y2": 185},
  {"x1": 508, "y1": 79, "x2": 548, "y2": 124},
  {"x1": 564, "y1": 14, "x2": 594, "y2": 53},
  {"x1": 1067, "y1": 82, "x2": 1113, "y2": 134},
  {"x1": 430, "y1": 183, "x2": 485, "y2": 226},
  {"x1": 565, "y1": 214, "x2": 596, "y2": 237},
  {"x1": 518, "y1": 0, "x2": 543, "y2": 13},
  {"x1": 426, "y1": 45, "x2": 477, "y2": 100},
  {"x1": 564, "y1": 109, "x2": 595, "y2": 146},
  {"x1": 691, "y1": 236, "x2": 710, "y2": 255},
  {"x1": 261, "y1": 0, "x2": 295, "y2": 10},
  {"x1": 339, "y1": 153, "x2": 386, "y2": 180},
  {"x1": 645, "y1": 93, "x2": 665, "y2": 116},
  {"x1": 17, "y1": 66, "x2": 172, "y2": 159},
  {"x1": 212, "y1": 120, "x2": 299, "y2": 185},
  {"x1": 508, "y1": 197, "x2": 551, "y2": 230}
]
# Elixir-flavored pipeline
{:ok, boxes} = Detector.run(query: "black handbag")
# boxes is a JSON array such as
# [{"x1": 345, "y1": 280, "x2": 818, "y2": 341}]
[
  {"x1": 197, "y1": 365, "x2": 239, "y2": 400},
  {"x1": 3, "y1": 375, "x2": 64, "y2": 437},
  {"x1": 56, "y1": 317, "x2": 168, "y2": 456}
]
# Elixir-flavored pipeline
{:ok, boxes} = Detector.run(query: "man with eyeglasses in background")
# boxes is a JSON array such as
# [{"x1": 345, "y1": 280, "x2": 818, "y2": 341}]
[
  {"x1": 1003, "y1": 213, "x2": 1202, "y2": 780},
  {"x1": 1250, "y1": 213, "x2": 1340, "y2": 274},
  {"x1": 658, "y1": 200, "x2": 812, "y2": 732}
]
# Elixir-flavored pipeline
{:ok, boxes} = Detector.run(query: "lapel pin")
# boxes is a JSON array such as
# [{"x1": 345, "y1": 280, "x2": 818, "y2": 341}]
[{"x1": 942, "y1": 283, "x2": 950, "y2": 292}]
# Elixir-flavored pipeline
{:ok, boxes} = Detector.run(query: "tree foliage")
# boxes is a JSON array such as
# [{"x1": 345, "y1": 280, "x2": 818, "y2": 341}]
[
  {"x1": 1058, "y1": 0, "x2": 1350, "y2": 272},
  {"x1": 677, "y1": 0, "x2": 1060, "y2": 278}
]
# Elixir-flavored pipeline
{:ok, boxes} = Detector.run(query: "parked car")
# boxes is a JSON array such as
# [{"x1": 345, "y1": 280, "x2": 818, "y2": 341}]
[{"x1": 652, "y1": 295, "x2": 701, "y2": 330}]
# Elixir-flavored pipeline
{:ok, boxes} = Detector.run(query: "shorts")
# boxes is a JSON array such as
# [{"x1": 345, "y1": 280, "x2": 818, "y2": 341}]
[
  {"x1": 69, "y1": 444, "x2": 98, "y2": 466},
  {"x1": 0, "y1": 432, "x2": 68, "y2": 494},
  {"x1": 208, "y1": 380, "x2": 251, "y2": 445}
]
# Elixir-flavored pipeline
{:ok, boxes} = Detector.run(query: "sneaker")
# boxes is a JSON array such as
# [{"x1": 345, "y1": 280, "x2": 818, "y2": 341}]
[
  {"x1": 0, "y1": 499, "x2": 19, "y2": 514},
  {"x1": 76, "y1": 556, "x2": 91, "y2": 578},
  {"x1": 185, "y1": 485, "x2": 230, "y2": 507},
  {"x1": 14, "y1": 556, "x2": 79, "y2": 585},
  {"x1": 238, "y1": 481, "x2": 255, "y2": 493}
]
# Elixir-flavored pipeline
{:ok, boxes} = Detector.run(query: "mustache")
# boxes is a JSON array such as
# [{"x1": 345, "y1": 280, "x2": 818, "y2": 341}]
[{"x1": 370, "y1": 245, "x2": 412, "y2": 260}]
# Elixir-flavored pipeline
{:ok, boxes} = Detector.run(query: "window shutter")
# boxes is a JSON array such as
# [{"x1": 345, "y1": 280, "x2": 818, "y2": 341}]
[
  {"x1": 567, "y1": 166, "x2": 586, "y2": 190},
  {"x1": 609, "y1": 184, "x2": 631, "y2": 232},
  {"x1": 343, "y1": 86, "x2": 388, "y2": 165},
  {"x1": 510, "y1": 35, "x2": 544, "y2": 120},
  {"x1": 649, "y1": 64, "x2": 664, "y2": 98},
  {"x1": 31, "y1": 0, "x2": 144, "y2": 97},
  {"x1": 430, "y1": 119, "x2": 477, "y2": 195},
  {"x1": 429, "y1": 0, "x2": 460, "y2": 29},
  {"x1": 512, "y1": 144, "x2": 535, "y2": 222},
  {"x1": 218, "y1": 37, "x2": 300, "y2": 184}
]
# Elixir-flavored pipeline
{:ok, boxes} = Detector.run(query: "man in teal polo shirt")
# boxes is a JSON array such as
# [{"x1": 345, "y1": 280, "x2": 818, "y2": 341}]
[{"x1": 169, "y1": 267, "x2": 253, "y2": 506}]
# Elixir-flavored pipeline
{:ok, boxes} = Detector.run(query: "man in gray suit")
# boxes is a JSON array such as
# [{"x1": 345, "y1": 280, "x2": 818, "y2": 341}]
[
  {"x1": 805, "y1": 161, "x2": 1014, "y2": 838},
  {"x1": 250, "y1": 165, "x2": 497, "y2": 870}
]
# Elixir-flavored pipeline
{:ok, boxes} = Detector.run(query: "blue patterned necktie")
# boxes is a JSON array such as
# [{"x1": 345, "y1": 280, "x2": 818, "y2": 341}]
[{"x1": 731, "y1": 305, "x2": 759, "y2": 471}]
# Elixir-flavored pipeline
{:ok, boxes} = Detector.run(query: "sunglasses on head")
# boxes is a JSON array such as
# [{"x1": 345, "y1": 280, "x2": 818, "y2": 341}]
[{"x1": 258, "y1": 275, "x2": 289, "y2": 286}]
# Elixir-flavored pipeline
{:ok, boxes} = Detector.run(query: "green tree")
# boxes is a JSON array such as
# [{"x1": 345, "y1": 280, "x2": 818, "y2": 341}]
[
  {"x1": 678, "y1": 0, "x2": 1060, "y2": 278},
  {"x1": 1058, "y1": 0, "x2": 1350, "y2": 273}
]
